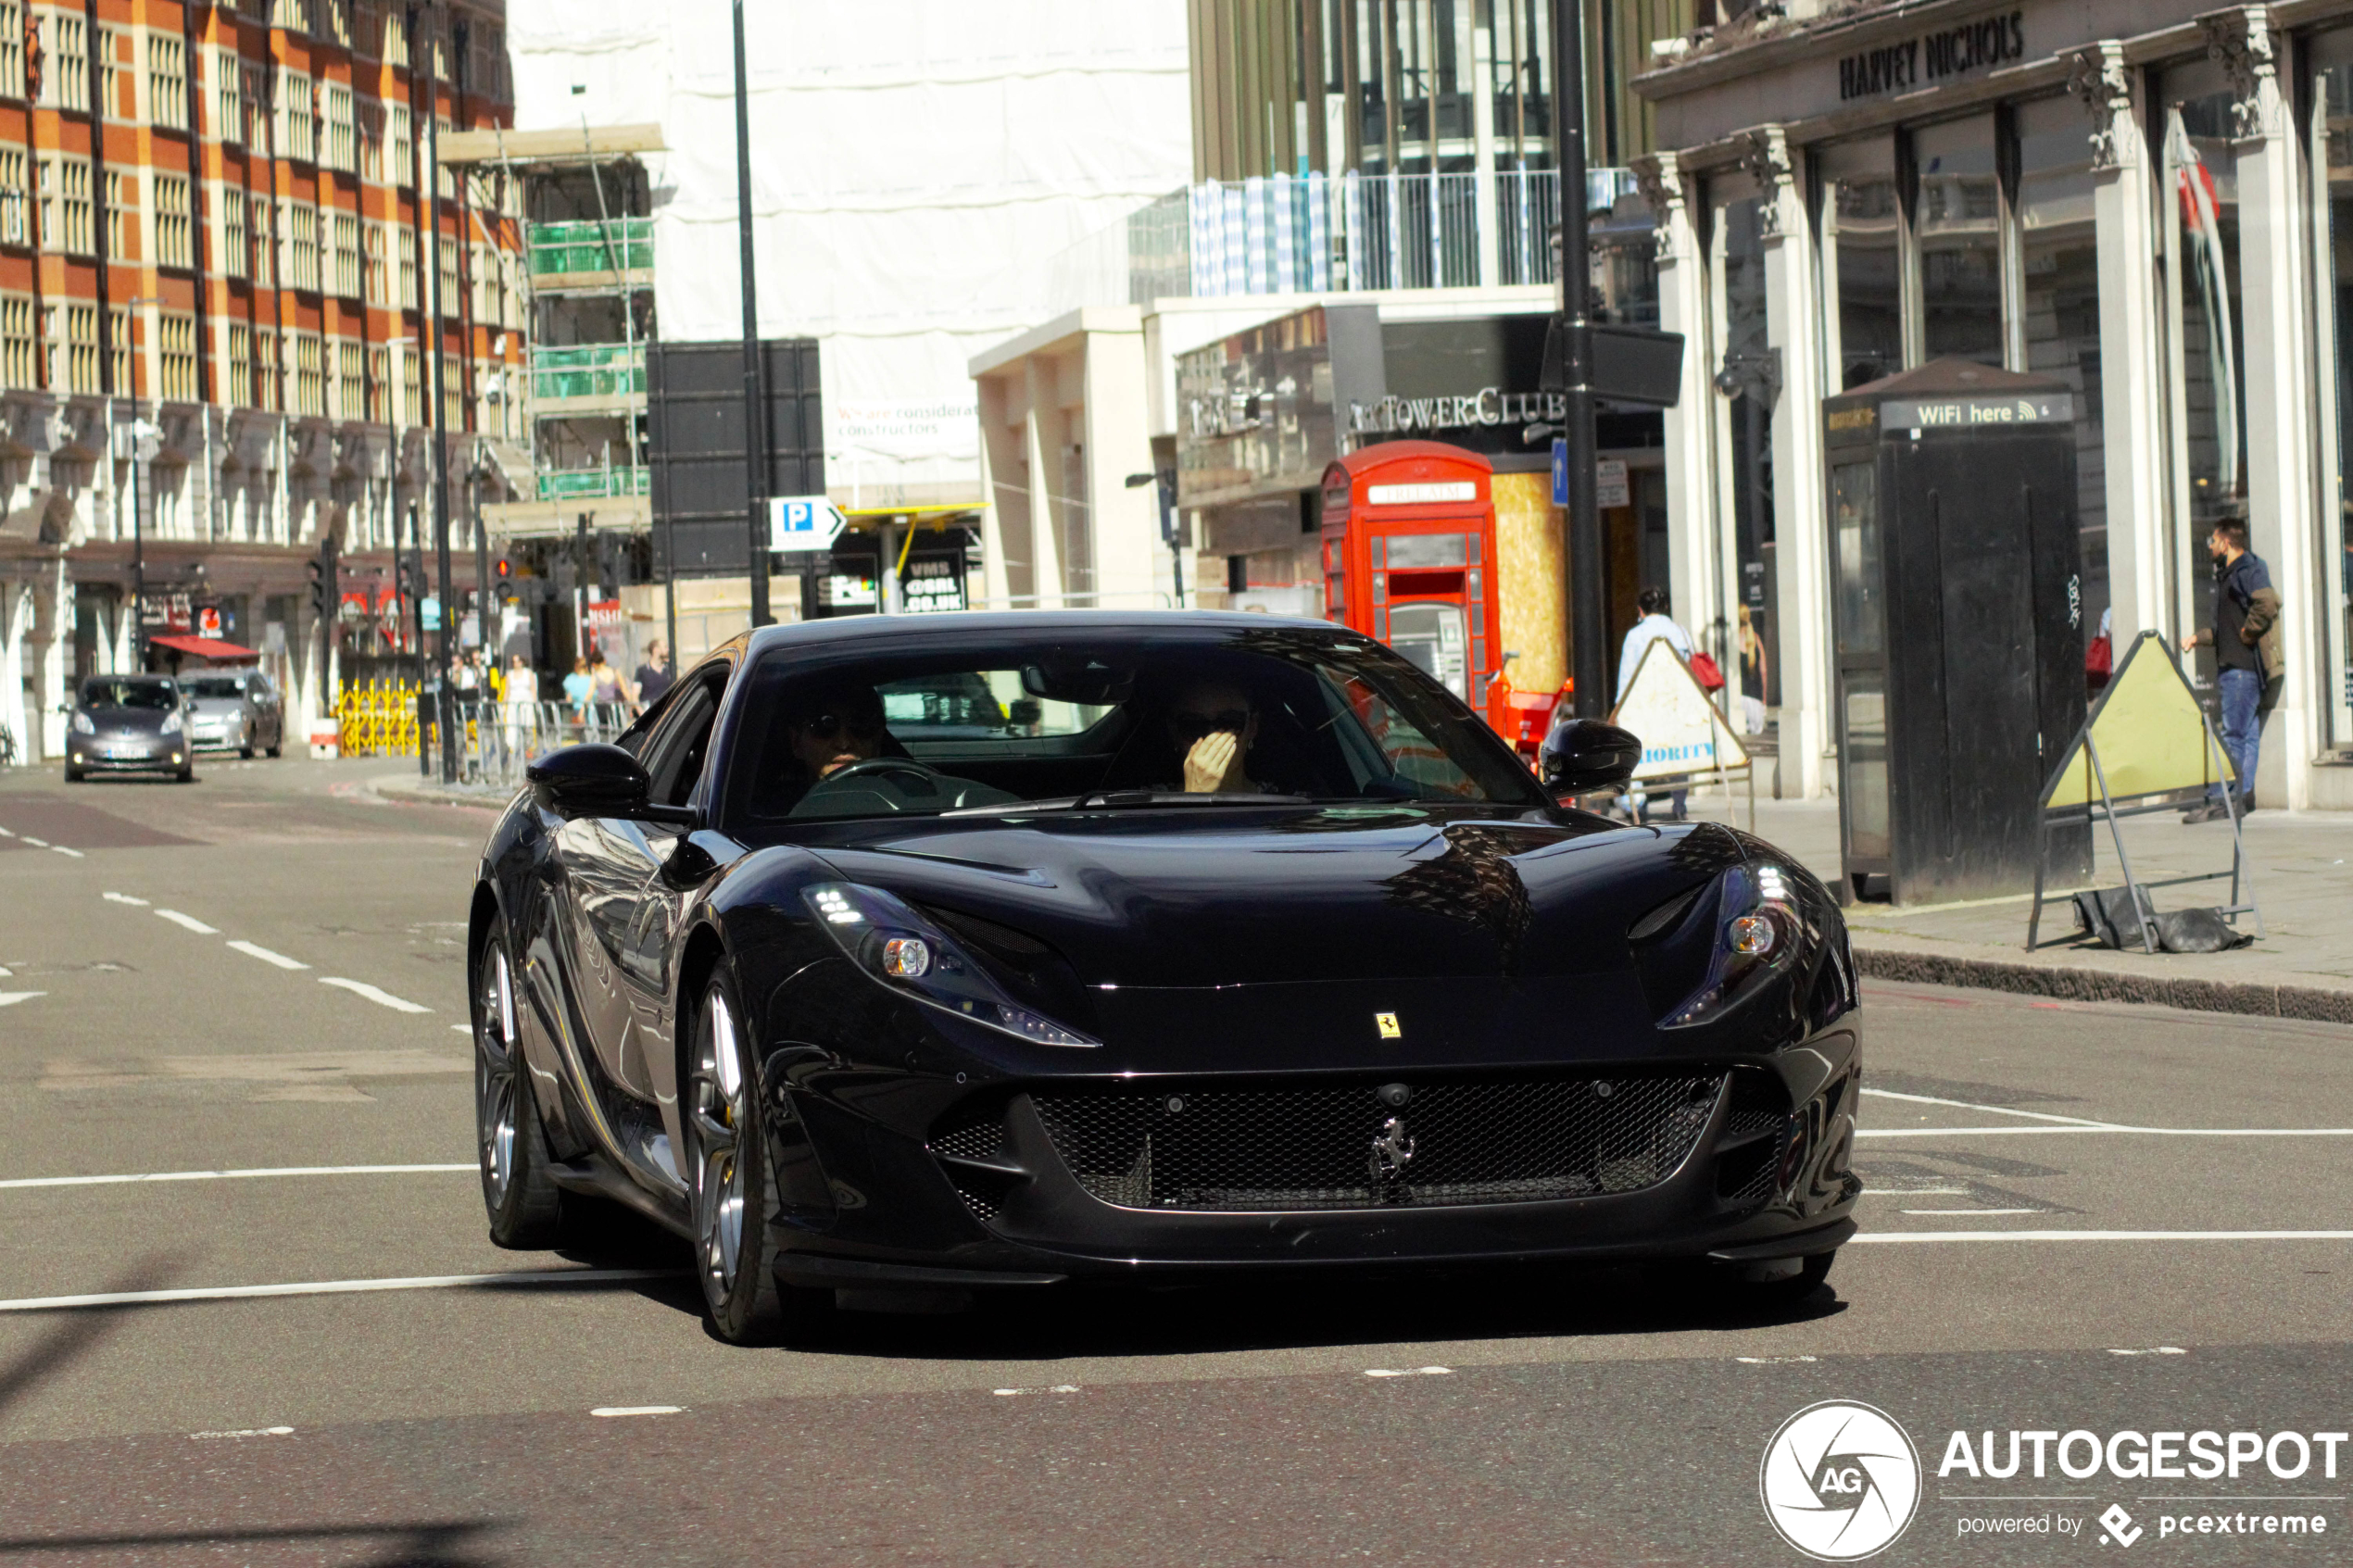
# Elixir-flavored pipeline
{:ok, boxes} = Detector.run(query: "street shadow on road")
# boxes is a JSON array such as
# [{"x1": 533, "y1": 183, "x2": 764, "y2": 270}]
[
  {"x1": 0, "y1": 1253, "x2": 195, "y2": 1420},
  {"x1": 758, "y1": 1261, "x2": 1847, "y2": 1363},
  {"x1": 0, "y1": 1519, "x2": 506, "y2": 1567}
]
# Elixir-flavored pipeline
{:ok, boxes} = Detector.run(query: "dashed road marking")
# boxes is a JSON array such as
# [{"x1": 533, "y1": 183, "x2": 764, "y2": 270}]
[
  {"x1": 1859, "y1": 1126, "x2": 2353, "y2": 1139},
  {"x1": 0, "y1": 992, "x2": 44, "y2": 1010},
  {"x1": 2108, "y1": 1347, "x2": 2188, "y2": 1357},
  {"x1": 0, "y1": 1268, "x2": 682, "y2": 1313},
  {"x1": 226, "y1": 940, "x2": 309, "y2": 971},
  {"x1": 1901, "y1": 1208, "x2": 2043, "y2": 1216},
  {"x1": 102, "y1": 891, "x2": 149, "y2": 906},
  {"x1": 1364, "y1": 1366, "x2": 1453, "y2": 1378},
  {"x1": 992, "y1": 1385, "x2": 1081, "y2": 1396},
  {"x1": 1861, "y1": 1086, "x2": 2123, "y2": 1129},
  {"x1": 0, "y1": 1163, "x2": 473, "y2": 1191},
  {"x1": 155, "y1": 909, "x2": 219, "y2": 935},
  {"x1": 19, "y1": 834, "x2": 45, "y2": 847},
  {"x1": 319, "y1": 976, "x2": 431, "y2": 1013},
  {"x1": 190, "y1": 1426, "x2": 295, "y2": 1439},
  {"x1": 49, "y1": 845, "x2": 83, "y2": 859},
  {"x1": 1735, "y1": 1355, "x2": 1819, "y2": 1364},
  {"x1": 590, "y1": 1406, "x2": 685, "y2": 1418}
]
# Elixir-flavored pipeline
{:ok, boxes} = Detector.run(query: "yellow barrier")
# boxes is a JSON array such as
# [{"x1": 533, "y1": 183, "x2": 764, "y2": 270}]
[{"x1": 335, "y1": 680, "x2": 421, "y2": 759}]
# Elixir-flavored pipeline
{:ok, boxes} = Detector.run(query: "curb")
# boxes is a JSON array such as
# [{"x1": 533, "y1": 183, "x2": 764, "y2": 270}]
[{"x1": 1854, "y1": 946, "x2": 2353, "y2": 1025}]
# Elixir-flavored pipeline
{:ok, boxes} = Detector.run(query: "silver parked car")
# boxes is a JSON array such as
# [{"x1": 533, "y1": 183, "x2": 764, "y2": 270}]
[
  {"x1": 65, "y1": 675, "x2": 195, "y2": 784},
  {"x1": 182, "y1": 670, "x2": 284, "y2": 758}
]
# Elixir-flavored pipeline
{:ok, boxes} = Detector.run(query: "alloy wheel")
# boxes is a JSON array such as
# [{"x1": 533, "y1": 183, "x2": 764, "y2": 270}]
[
  {"x1": 474, "y1": 944, "x2": 522, "y2": 1207},
  {"x1": 690, "y1": 985, "x2": 750, "y2": 1306}
]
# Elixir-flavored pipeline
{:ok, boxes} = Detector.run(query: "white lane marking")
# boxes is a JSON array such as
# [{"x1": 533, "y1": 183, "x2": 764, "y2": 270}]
[
  {"x1": 0, "y1": 1163, "x2": 473, "y2": 1191},
  {"x1": 191, "y1": 1426, "x2": 296, "y2": 1439},
  {"x1": 226, "y1": 940, "x2": 309, "y2": 971},
  {"x1": 0, "y1": 992, "x2": 44, "y2": 1009},
  {"x1": 1856, "y1": 1230, "x2": 2353, "y2": 1245},
  {"x1": 1863, "y1": 1187, "x2": 1971, "y2": 1197},
  {"x1": 991, "y1": 1385, "x2": 1081, "y2": 1396},
  {"x1": 1735, "y1": 1355, "x2": 1819, "y2": 1364},
  {"x1": 1859, "y1": 1126, "x2": 2353, "y2": 1139},
  {"x1": 1861, "y1": 1086, "x2": 2123, "y2": 1129},
  {"x1": 49, "y1": 845, "x2": 83, "y2": 859},
  {"x1": 1364, "y1": 1366, "x2": 1453, "y2": 1378},
  {"x1": 2108, "y1": 1347, "x2": 2188, "y2": 1357},
  {"x1": 590, "y1": 1406, "x2": 684, "y2": 1418},
  {"x1": 1900, "y1": 1208, "x2": 2044, "y2": 1216},
  {"x1": 451, "y1": 1023, "x2": 472, "y2": 1034},
  {"x1": 155, "y1": 909, "x2": 219, "y2": 935},
  {"x1": 319, "y1": 977, "x2": 431, "y2": 1013},
  {"x1": 0, "y1": 824, "x2": 14, "y2": 835},
  {"x1": 102, "y1": 891, "x2": 149, "y2": 906},
  {"x1": 20, "y1": 835, "x2": 46, "y2": 847},
  {"x1": 0, "y1": 1267, "x2": 681, "y2": 1313}
]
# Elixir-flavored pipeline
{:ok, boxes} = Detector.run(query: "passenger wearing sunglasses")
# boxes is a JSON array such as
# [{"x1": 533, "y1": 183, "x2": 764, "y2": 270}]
[
  {"x1": 1168, "y1": 681, "x2": 1263, "y2": 794},
  {"x1": 784, "y1": 683, "x2": 890, "y2": 782}
]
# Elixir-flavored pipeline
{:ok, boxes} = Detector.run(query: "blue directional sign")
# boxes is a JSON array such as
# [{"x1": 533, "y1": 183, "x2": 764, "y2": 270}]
[
  {"x1": 1551, "y1": 438, "x2": 1568, "y2": 506},
  {"x1": 769, "y1": 495, "x2": 848, "y2": 554}
]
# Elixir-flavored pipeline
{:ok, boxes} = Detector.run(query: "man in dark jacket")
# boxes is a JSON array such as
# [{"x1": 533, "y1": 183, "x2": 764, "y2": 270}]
[{"x1": 2179, "y1": 519, "x2": 2282, "y2": 822}]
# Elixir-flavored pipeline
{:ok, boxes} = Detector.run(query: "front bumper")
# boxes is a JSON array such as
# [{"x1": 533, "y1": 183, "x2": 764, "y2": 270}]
[{"x1": 69, "y1": 737, "x2": 186, "y2": 771}]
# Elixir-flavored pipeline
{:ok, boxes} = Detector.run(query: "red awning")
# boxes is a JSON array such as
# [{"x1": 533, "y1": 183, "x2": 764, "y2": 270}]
[{"x1": 147, "y1": 633, "x2": 262, "y2": 660}]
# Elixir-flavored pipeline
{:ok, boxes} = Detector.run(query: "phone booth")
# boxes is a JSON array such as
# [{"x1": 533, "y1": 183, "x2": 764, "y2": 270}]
[{"x1": 1320, "y1": 441, "x2": 1502, "y2": 715}]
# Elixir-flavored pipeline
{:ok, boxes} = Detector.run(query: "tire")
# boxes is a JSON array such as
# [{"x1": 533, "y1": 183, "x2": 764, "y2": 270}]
[
  {"x1": 176, "y1": 765, "x2": 195, "y2": 784},
  {"x1": 240, "y1": 735, "x2": 255, "y2": 759},
  {"x1": 266, "y1": 741, "x2": 282, "y2": 758},
  {"x1": 473, "y1": 928, "x2": 568, "y2": 1248},
  {"x1": 685, "y1": 965, "x2": 816, "y2": 1345},
  {"x1": 64, "y1": 764, "x2": 82, "y2": 784}
]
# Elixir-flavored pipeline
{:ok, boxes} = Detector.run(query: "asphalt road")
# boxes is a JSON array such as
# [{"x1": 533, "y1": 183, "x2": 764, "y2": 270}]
[{"x1": 1, "y1": 758, "x2": 2348, "y2": 1566}]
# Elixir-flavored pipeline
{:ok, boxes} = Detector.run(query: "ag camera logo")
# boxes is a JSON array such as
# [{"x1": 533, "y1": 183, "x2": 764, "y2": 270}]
[{"x1": 1761, "y1": 1400, "x2": 1922, "y2": 1561}]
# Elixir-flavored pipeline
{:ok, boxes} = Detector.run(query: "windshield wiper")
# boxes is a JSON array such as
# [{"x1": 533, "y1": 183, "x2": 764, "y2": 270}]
[{"x1": 941, "y1": 789, "x2": 1311, "y2": 817}]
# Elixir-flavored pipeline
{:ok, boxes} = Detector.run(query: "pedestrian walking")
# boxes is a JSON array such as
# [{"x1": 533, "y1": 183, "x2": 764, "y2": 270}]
[
  {"x1": 561, "y1": 657, "x2": 593, "y2": 732},
  {"x1": 504, "y1": 654, "x2": 539, "y2": 764},
  {"x1": 590, "y1": 651, "x2": 627, "y2": 719},
  {"x1": 635, "y1": 639, "x2": 674, "y2": 705},
  {"x1": 2179, "y1": 517, "x2": 2284, "y2": 822},
  {"x1": 1617, "y1": 586, "x2": 1695, "y2": 823}
]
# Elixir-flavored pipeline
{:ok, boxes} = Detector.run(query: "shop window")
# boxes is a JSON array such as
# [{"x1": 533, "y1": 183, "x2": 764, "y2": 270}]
[
  {"x1": 2015, "y1": 94, "x2": 2108, "y2": 643},
  {"x1": 2311, "y1": 36, "x2": 2353, "y2": 746},
  {"x1": 1816, "y1": 136, "x2": 1902, "y2": 391},
  {"x1": 2163, "y1": 72, "x2": 2246, "y2": 566},
  {"x1": 1712, "y1": 183, "x2": 1775, "y2": 679},
  {"x1": 1912, "y1": 116, "x2": 2003, "y2": 366}
]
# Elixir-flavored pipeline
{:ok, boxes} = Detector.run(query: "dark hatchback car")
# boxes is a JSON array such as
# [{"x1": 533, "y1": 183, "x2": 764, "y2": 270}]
[
  {"x1": 468, "y1": 613, "x2": 1860, "y2": 1344},
  {"x1": 66, "y1": 675, "x2": 195, "y2": 783}
]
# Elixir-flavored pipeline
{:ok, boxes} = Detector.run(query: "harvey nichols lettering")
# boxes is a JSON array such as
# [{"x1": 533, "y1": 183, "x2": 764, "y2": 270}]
[{"x1": 1839, "y1": 10, "x2": 2024, "y2": 101}]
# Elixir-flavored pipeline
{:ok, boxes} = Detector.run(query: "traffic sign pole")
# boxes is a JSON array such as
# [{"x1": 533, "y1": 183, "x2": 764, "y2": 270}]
[{"x1": 1555, "y1": 0, "x2": 1604, "y2": 721}]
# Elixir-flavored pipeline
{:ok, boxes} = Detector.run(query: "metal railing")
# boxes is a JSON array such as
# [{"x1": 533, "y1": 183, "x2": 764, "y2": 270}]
[
  {"x1": 454, "y1": 698, "x2": 641, "y2": 791},
  {"x1": 531, "y1": 341, "x2": 646, "y2": 402},
  {"x1": 526, "y1": 218, "x2": 653, "y2": 278},
  {"x1": 536, "y1": 466, "x2": 650, "y2": 501}
]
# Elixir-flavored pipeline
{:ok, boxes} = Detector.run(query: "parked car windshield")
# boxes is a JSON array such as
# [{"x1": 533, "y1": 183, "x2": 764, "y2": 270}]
[
  {"x1": 82, "y1": 678, "x2": 178, "y2": 709},
  {"x1": 725, "y1": 625, "x2": 1549, "y2": 826},
  {"x1": 184, "y1": 677, "x2": 251, "y2": 698}
]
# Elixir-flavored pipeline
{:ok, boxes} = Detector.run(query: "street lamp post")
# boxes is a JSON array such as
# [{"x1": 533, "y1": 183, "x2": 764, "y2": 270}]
[
  {"x1": 733, "y1": 0, "x2": 769, "y2": 628},
  {"x1": 1552, "y1": 0, "x2": 1605, "y2": 720},
  {"x1": 117, "y1": 295, "x2": 163, "y2": 670}
]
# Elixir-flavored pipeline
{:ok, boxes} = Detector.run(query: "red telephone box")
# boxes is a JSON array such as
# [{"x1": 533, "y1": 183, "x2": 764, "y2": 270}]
[{"x1": 1320, "y1": 440, "x2": 1504, "y2": 717}]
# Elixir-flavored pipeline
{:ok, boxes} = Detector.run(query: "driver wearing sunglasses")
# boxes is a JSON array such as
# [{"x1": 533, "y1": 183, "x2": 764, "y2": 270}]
[
  {"x1": 784, "y1": 683, "x2": 890, "y2": 781},
  {"x1": 1168, "y1": 680, "x2": 1262, "y2": 794}
]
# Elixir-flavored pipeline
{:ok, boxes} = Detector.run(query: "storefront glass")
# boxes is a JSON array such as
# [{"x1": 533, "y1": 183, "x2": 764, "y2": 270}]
[
  {"x1": 1913, "y1": 116, "x2": 2004, "y2": 365},
  {"x1": 2311, "y1": 37, "x2": 2353, "y2": 744},
  {"x1": 1713, "y1": 188, "x2": 1775, "y2": 675},
  {"x1": 2163, "y1": 78, "x2": 2246, "y2": 549},
  {"x1": 2015, "y1": 94, "x2": 2108, "y2": 641},
  {"x1": 1816, "y1": 137, "x2": 1902, "y2": 391}
]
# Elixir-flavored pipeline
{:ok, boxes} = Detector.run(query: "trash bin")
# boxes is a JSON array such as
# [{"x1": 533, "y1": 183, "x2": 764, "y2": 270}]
[{"x1": 1820, "y1": 358, "x2": 2090, "y2": 904}]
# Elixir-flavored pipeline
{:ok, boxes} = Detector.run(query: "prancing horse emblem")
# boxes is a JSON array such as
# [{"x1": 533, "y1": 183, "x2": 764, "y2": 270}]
[{"x1": 1370, "y1": 1116, "x2": 1416, "y2": 1181}]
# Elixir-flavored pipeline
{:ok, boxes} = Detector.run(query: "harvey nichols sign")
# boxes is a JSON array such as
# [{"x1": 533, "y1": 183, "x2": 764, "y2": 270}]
[{"x1": 1839, "y1": 9, "x2": 2024, "y2": 101}]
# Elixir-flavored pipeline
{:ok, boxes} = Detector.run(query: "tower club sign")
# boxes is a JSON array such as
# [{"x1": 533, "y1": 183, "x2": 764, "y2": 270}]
[{"x1": 1838, "y1": 9, "x2": 2025, "y2": 101}]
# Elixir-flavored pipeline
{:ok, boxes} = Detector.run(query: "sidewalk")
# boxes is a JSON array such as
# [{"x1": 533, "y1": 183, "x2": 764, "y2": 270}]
[{"x1": 1736, "y1": 796, "x2": 2353, "y2": 1023}]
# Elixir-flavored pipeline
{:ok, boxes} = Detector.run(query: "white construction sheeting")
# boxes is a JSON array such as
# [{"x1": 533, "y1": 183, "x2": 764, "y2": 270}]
[{"x1": 507, "y1": 0, "x2": 1192, "y2": 510}]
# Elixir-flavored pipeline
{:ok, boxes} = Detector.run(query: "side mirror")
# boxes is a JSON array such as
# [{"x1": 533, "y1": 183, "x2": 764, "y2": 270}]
[
  {"x1": 527, "y1": 743, "x2": 653, "y2": 821},
  {"x1": 1540, "y1": 719, "x2": 1642, "y2": 797}
]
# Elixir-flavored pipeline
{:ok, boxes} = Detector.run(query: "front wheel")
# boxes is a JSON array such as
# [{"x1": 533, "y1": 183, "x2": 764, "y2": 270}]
[
  {"x1": 64, "y1": 764, "x2": 82, "y2": 784},
  {"x1": 474, "y1": 930, "x2": 566, "y2": 1248},
  {"x1": 686, "y1": 967, "x2": 821, "y2": 1345}
]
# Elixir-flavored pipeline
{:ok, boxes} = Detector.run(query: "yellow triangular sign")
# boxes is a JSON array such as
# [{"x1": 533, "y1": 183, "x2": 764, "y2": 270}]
[
  {"x1": 2044, "y1": 630, "x2": 2232, "y2": 809},
  {"x1": 1610, "y1": 639, "x2": 1750, "y2": 783}
]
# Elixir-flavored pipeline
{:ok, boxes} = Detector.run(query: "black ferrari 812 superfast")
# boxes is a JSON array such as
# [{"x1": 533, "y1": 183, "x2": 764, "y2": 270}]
[{"x1": 468, "y1": 612, "x2": 1860, "y2": 1342}]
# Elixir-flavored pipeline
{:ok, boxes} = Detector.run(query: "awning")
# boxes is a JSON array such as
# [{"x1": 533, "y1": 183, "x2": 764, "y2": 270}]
[{"x1": 147, "y1": 634, "x2": 261, "y2": 660}]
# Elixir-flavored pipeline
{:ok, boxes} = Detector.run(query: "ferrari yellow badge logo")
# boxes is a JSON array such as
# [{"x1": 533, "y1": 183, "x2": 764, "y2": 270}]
[{"x1": 1375, "y1": 1011, "x2": 1402, "y2": 1039}]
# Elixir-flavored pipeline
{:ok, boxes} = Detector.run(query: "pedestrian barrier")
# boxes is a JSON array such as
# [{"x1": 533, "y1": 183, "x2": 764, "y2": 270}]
[
  {"x1": 454, "y1": 698, "x2": 640, "y2": 791},
  {"x1": 335, "y1": 680, "x2": 421, "y2": 759}
]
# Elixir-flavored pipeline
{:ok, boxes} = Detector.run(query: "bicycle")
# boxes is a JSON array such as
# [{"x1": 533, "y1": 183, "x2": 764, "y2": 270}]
[{"x1": 0, "y1": 721, "x2": 17, "y2": 768}]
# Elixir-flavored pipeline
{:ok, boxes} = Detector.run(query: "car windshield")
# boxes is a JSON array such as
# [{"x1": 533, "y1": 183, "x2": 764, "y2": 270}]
[
  {"x1": 82, "y1": 679, "x2": 178, "y2": 709},
  {"x1": 725, "y1": 625, "x2": 1550, "y2": 826},
  {"x1": 185, "y1": 677, "x2": 247, "y2": 698}
]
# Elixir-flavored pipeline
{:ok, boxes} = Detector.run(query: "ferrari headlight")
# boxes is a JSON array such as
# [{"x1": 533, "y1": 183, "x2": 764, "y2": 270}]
[
  {"x1": 71, "y1": 711, "x2": 94, "y2": 734},
  {"x1": 1661, "y1": 861, "x2": 1814, "y2": 1029},
  {"x1": 801, "y1": 882, "x2": 1097, "y2": 1048}
]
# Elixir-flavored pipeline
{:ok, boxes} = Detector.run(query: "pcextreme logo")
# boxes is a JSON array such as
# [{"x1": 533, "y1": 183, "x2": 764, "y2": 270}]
[{"x1": 1761, "y1": 1400, "x2": 1924, "y2": 1561}]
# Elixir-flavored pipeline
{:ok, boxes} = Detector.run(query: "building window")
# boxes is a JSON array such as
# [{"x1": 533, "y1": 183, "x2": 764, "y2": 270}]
[
  {"x1": 255, "y1": 327, "x2": 277, "y2": 411},
  {"x1": 98, "y1": 28, "x2": 127, "y2": 120},
  {"x1": 355, "y1": 0, "x2": 380, "y2": 59},
  {"x1": 397, "y1": 224, "x2": 417, "y2": 307},
  {"x1": 43, "y1": 14, "x2": 87, "y2": 112},
  {"x1": 244, "y1": 63, "x2": 268, "y2": 147},
  {"x1": 399, "y1": 343, "x2": 419, "y2": 420},
  {"x1": 280, "y1": 70, "x2": 316, "y2": 163},
  {"x1": 2163, "y1": 68, "x2": 2247, "y2": 551},
  {"x1": 60, "y1": 305, "x2": 94, "y2": 394},
  {"x1": 1913, "y1": 116, "x2": 2003, "y2": 367},
  {"x1": 293, "y1": 332, "x2": 324, "y2": 416},
  {"x1": 0, "y1": 147, "x2": 24, "y2": 245},
  {"x1": 154, "y1": 174, "x2": 191, "y2": 269},
  {"x1": 1709, "y1": 176, "x2": 1775, "y2": 685},
  {"x1": 390, "y1": 103, "x2": 411, "y2": 184},
  {"x1": 363, "y1": 220, "x2": 386, "y2": 303},
  {"x1": 228, "y1": 321, "x2": 252, "y2": 405},
  {"x1": 2016, "y1": 95, "x2": 2108, "y2": 643},
  {"x1": 0, "y1": 295, "x2": 32, "y2": 388},
  {"x1": 437, "y1": 232, "x2": 458, "y2": 313},
  {"x1": 105, "y1": 171, "x2": 135, "y2": 262},
  {"x1": 289, "y1": 201, "x2": 319, "y2": 291},
  {"x1": 383, "y1": 3, "x2": 408, "y2": 67},
  {"x1": 110, "y1": 307, "x2": 131, "y2": 396},
  {"x1": 220, "y1": 190, "x2": 247, "y2": 277},
  {"x1": 359, "y1": 98, "x2": 383, "y2": 180},
  {"x1": 2314, "y1": 34, "x2": 2353, "y2": 748},
  {"x1": 332, "y1": 209, "x2": 359, "y2": 296},
  {"x1": 434, "y1": 116, "x2": 454, "y2": 199},
  {"x1": 148, "y1": 33, "x2": 187, "y2": 129},
  {"x1": 43, "y1": 157, "x2": 94, "y2": 256},
  {"x1": 325, "y1": 0, "x2": 353, "y2": 48},
  {"x1": 0, "y1": 4, "x2": 24, "y2": 101},
  {"x1": 214, "y1": 48, "x2": 242, "y2": 142},
  {"x1": 324, "y1": 82, "x2": 355, "y2": 172},
  {"x1": 159, "y1": 314, "x2": 197, "y2": 401},
  {"x1": 335, "y1": 337, "x2": 362, "y2": 419},
  {"x1": 248, "y1": 193, "x2": 274, "y2": 286},
  {"x1": 1815, "y1": 137, "x2": 1901, "y2": 393}
]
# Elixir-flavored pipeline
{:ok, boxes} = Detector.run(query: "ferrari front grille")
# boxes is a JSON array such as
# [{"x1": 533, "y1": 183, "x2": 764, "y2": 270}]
[{"x1": 1031, "y1": 1074, "x2": 1726, "y2": 1212}]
